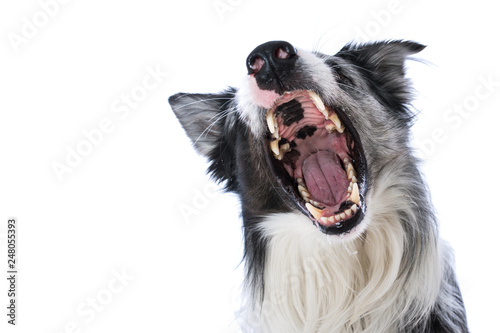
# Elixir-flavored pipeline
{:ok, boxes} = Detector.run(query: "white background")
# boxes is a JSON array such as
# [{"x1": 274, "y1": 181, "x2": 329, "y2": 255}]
[{"x1": 1, "y1": 0, "x2": 499, "y2": 332}]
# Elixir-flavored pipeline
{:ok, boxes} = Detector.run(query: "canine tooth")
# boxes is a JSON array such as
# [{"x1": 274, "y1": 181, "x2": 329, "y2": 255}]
[
  {"x1": 273, "y1": 129, "x2": 280, "y2": 140},
  {"x1": 325, "y1": 123, "x2": 336, "y2": 133},
  {"x1": 306, "y1": 203, "x2": 324, "y2": 220},
  {"x1": 266, "y1": 109, "x2": 276, "y2": 134},
  {"x1": 308, "y1": 91, "x2": 328, "y2": 117},
  {"x1": 329, "y1": 113, "x2": 342, "y2": 129},
  {"x1": 270, "y1": 140, "x2": 279, "y2": 156},
  {"x1": 308, "y1": 91, "x2": 325, "y2": 110},
  {"x1": 350, "y1": 183, "x2": 360, "y2": 205},
  {"x1": 351, "y1": 204, "x2": 358, "y2": 214}
]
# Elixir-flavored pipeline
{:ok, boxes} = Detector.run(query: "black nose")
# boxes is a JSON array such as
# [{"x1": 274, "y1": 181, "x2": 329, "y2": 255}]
[{"x1": 246, "y1": 41, "x2": 297, "y2": 93}]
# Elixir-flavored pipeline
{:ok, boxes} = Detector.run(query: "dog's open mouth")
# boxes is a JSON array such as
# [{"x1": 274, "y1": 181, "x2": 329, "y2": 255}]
[{"x1": 265, "y1": 90, "x2": 367, "y2": 235}]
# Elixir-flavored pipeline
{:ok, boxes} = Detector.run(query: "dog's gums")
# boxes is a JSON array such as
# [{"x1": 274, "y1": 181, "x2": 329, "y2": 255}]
[{"x1": 265, "y1": 90, "x2": 366, "y2": 235}]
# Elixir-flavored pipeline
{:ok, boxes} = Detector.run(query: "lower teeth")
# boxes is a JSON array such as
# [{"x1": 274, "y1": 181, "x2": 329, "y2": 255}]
[{"x1": 301, "y1": 170, "x2": 360, "y2": 224}]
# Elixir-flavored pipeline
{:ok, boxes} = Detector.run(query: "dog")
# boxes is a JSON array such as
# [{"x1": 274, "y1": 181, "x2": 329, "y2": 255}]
[{"x1": 169, "y1": 40, "x2": 468, "y2": 332}]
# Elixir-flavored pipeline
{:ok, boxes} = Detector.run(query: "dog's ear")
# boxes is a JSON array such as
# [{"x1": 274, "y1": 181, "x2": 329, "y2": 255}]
[
  {"x1": 337, "y1": 40, "x2": 425, "y2": 117},
  {"x1": 169, "y1": 89, "x2": 236, "y2": 157},
  {"x1": 169, "y1": 89, "x2": 238, "y2": 188}
]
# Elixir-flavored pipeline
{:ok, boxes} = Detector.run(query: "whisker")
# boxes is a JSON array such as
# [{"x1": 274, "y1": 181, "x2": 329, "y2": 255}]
[
  {"x1": 335, "y1": 82, "x2": 371, "y2": 97},
  {"x1": 333, "y1": 62, "x2": 376, "y2": 75},
  {"x1": 193, "y1": 107, "x2": 237, "y2": 146},
  {"x1": 173, "y1": 97, "x2": 235, "y2": 110}
]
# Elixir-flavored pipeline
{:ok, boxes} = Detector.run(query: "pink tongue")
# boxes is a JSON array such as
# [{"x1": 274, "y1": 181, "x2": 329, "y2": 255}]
[{"x1": 302, "y1": 151, "x2": 349, "y2": 206}]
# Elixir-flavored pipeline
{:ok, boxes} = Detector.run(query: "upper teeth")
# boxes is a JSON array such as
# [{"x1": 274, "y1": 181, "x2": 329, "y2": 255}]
[
  {"x1": 329, "y1": 113, "x2": 341, "y2": 128},
  {"x1": 308, "y1": 91, "x2": 328, "y2": 117},
  {"x1": 272, "y1": 140, "x2": 292, "y2": 160},
  {"x1": 268, "y1": 105, "x2": 282, "y2": 158},
  {"x1": 268, "y1": 91, "x2": 346, "y2": 156},
  {"x1": 308, "y1": 91, "x2": 344, "y2": 133},
  {"x1": 329, "y1": 113, "x2": 345, "y2": 133},
  {"x1": 270, "y1": 139, "x2": 279, "y2": 156},
  {"x1": 266, "y1": 108, "x2": 277, "y2": 134}
]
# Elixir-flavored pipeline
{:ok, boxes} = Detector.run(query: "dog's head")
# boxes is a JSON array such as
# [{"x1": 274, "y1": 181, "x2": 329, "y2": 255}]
[{"x1": 169, "y1": 40, "x2": 424, "y2": 238}]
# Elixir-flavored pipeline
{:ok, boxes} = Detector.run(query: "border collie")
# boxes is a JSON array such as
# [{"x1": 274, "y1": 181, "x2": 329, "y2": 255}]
[{"x1": 169, "y1": 40, "x2": 468, "y2": 332}]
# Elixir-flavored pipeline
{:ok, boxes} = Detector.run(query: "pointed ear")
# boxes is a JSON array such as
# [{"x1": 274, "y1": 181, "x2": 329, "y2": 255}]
[
  {"x1": 338, "y1": 40, "x2": 425, "y2": 77},
  {"x1": 169, "y1": 88, "x2": 239, "y2": 189},
  {"x1": 337, "y1": 40, "x2": 425, "y2": 113},
  {"x1": 168, "y1": 89, "x2": 236, "y2": 157}
]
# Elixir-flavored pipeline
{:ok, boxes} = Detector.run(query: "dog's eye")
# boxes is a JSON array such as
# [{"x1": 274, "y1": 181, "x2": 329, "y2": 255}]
[{"x1": 328, "y1": 61, "x2": 353, "y2": 87}]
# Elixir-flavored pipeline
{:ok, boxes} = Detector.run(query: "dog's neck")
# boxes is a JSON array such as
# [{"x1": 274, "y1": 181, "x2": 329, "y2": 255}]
[{"x1": 238, "y1": 167, "x2": 444, "y2": 332}]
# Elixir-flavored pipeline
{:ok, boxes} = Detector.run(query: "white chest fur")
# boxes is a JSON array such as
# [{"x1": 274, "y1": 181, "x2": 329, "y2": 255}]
[{"x1": 238, "y1": 209, "x2": 442, "y2": 333}]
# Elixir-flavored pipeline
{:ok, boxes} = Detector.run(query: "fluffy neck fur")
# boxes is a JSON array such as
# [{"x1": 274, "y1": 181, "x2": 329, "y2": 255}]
[{"x1": 239, "y1": 155, "x2": 447, "y2": 332}]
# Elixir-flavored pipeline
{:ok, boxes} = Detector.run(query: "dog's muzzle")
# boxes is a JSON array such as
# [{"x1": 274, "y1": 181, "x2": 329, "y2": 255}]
[
  {"x1": 246, "y1": 41, "x2": 298, "y2": 94},
  {"x1": 245, "y1": 41, "x2": 367, "y2": 236}
]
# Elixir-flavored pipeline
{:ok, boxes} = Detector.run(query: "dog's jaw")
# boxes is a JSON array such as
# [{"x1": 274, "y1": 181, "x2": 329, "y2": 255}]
[{"x1": 236, "y1": 48, "x2": 367, "y2": 238}]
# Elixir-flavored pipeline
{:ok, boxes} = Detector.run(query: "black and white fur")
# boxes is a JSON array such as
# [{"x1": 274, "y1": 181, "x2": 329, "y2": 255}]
[{"x1": 169, "y1": 40, "x2": 468, "y2": 332}]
